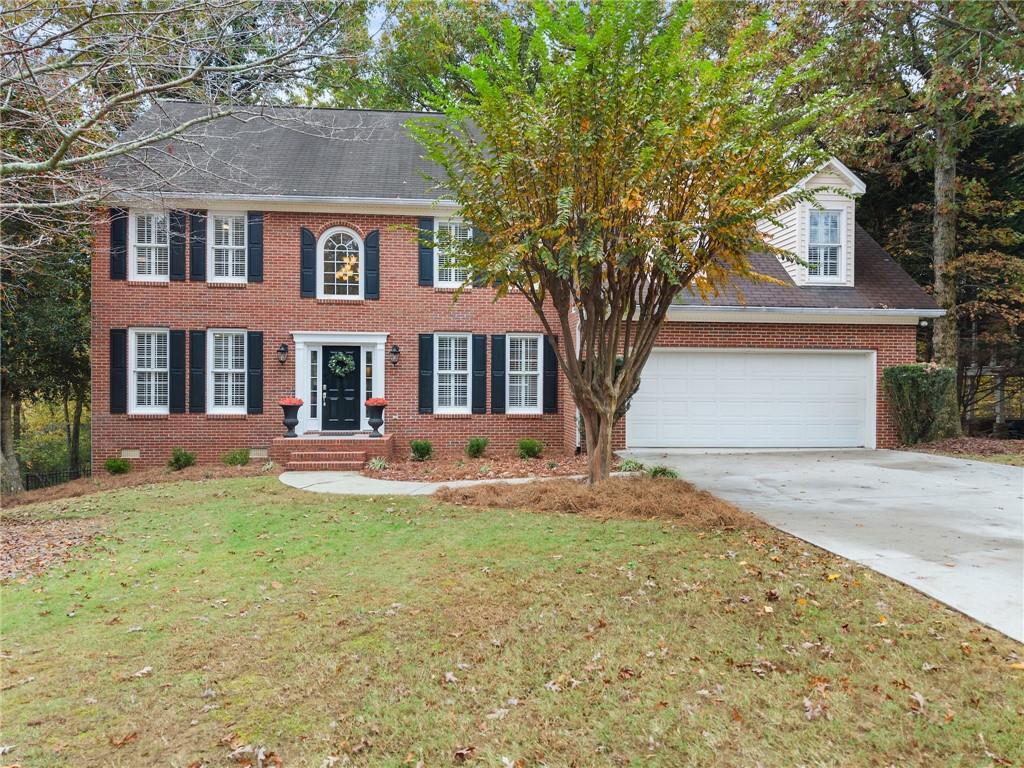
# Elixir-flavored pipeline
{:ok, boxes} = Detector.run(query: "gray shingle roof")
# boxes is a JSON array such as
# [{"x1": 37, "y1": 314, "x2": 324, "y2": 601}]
[
  {"x1": 107, "y1": 102, "x2": 938, "y2": 313},
  {"x1": 673, "y1": 226, "x2": 939, "y2": 311},
  {"x1": 105, "y1": 100, "x2": 446, "y2": 200}
]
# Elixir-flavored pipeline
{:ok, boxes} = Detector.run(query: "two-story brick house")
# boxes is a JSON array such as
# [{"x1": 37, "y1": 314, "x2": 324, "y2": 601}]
[{"x1": 92, "y1": 102, "x2": 941, "y2": 470}]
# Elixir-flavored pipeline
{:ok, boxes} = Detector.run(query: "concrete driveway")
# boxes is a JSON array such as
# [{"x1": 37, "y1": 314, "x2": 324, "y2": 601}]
[{"x1": 619, "y1": 449, "x2": 1024, "y2": 642}]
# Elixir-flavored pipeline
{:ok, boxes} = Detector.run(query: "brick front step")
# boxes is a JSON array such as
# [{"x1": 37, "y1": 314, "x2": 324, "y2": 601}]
[
  {"x1": 289, "y1": 450, "x2": 367, "y2": 462},
  {"x1": 270, "y1": 433, "x2": 395, "y2": 466},
  {"x1": 286, "y1": 460, "x2": 365, "y2": 471}
]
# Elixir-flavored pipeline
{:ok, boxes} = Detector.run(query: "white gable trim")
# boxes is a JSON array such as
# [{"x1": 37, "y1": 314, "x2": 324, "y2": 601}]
[{"x1": 798, "y1": 157, "x2": 866, "y2": 195}]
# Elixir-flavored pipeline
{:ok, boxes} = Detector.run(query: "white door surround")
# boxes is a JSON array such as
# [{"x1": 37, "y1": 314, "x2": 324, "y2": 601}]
[
  {"x1": 626, "y1": 348, "x2": 876, "y2": 449},
  {"x1": 291, "y1": 331, "x2": 388, "y2": 435}
]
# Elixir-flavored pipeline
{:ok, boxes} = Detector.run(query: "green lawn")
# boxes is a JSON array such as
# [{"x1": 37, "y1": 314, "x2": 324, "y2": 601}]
[
  {"x1": 943, "y1": 452, "x2": 1024, "y2": 467},
  {"x1": 3, "y1": 478, "x2": 1022, "y2": 767}
]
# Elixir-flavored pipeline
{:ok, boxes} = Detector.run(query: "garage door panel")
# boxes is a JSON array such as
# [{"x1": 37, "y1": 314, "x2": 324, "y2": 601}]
[{"x1": 626, "y1": 350, "x2": 871, "y2": 448}]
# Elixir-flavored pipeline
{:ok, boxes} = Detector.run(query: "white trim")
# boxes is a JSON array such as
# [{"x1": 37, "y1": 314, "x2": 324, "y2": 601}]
[
  {"x1": 128, "y1": 209, "x2": 170, "y2": 282},
  {"x1": 806, "y1": 207, "x2": 845, "y2": 285},
  {"x1": 628, "y1": 347, "x2": 876, "y2": 450},
  {"x1": 665, "y1": 306, "x2": 944, "y2": 324},
  {"x1": 434, "y1": 218, "x2": 473, "y2": 289},
  {"x1": 434, "y1": 332, "x2": 472, "y2": 414},
  {"x1": 506, "y1": 333, "x2": 543, "y2": 414},
  {"x1": 206, "y1": 328, "x2": 247, "y2": 415},
  {"x1": 316, "y1": 226, "x2": 364, "y2": 300},
  {"x1": 797, "y1": 157, "x2": 867, "y2": 195},
  {"x1": 128, "y1": 327, "x2": 170, "y2": 415},
  {"x1": 110, "y1": 192, "x2": 459, "y2": 217},
  {"x1": 206, "y1": 211, "x2": 247, "y2": 284},
  {"x1": 290, "y1": 331, "x2": 389, "y2": 434}
]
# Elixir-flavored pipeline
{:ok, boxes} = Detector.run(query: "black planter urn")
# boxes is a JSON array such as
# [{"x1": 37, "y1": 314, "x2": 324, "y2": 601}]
[
  {"x1": 366, "y1": 404, "x2": 385, "y2": 438},
  {"x1": 280, "y1": 403, "x2": 301, "y2": 438}
]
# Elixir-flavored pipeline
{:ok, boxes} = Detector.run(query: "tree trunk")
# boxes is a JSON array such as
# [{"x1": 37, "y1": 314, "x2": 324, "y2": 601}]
[
  {"x1": 69, "y1": 388, "x2": 84, "y2": 476},
  {"x1": 932, "y1": 111, "x2": 959, "y2": 368},
  {"x1": 581, "y1": 405, "x2": 615, "y2": 484},
  {"x1": 1, "y1": 387, "x2": 25, "y2": 494}
]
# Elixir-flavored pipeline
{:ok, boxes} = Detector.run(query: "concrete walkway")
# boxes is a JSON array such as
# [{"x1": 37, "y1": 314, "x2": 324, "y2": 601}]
[
  {"x1": 279, "y1": 470, "x2": 551, "y2": 496},
  {"x1": 620, "y1": 448, "x2": 1024, "y2": 642}
]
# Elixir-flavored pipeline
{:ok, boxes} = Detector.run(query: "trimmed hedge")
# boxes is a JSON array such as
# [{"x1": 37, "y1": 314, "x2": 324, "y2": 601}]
[{"x1": 881, "y1": 363, "x2": 960, "y2": 445}]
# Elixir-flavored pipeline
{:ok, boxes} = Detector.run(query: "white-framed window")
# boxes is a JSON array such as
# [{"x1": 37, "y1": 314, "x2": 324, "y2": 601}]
[
  {"x1": 808, "y1": 209, "x2": 843, "y2": 282},
  {"x1": 207, "y1": 212, "x2": 247, "y2": 282},
  {"x1": 309, "y1": 349, "x2": 319, "y2": 419},
  {"x1": 318, "y1": 227, "x2": 363, "y2": 299},
  {"x1": 435, "y1": 219, "x2": 472, "y2": 288},
  {"x1": 507, "y1": 333, "x2": 542, "y2": 413},
  {"x1": 129, "y1": 210, "x2": 169, "y2": 280},
  {"x1": 435, "y1": 333, "x2": 471, "y2": 413},
  {"x1": 207, "y1": 329, "x2": 247, "y2": 414},
  {"x1": 129, "y1": 328, "x2": 169, "y2": 414}
]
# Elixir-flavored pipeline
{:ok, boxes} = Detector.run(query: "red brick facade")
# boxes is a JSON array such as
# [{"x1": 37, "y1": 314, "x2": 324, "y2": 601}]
[{"x1": 91, "y1": 209, "x2": 917, "y2": 469}]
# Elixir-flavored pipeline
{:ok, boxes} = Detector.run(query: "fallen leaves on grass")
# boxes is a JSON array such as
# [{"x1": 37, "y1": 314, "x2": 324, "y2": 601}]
[
  {"x1": 0, "y1": 517, "x2": 106, "y2": 581},
  {"x1": 434, "y1": 476, "x2": 758, "y2": 528},
  {"x1": 911, "y1": 437, "x2": 1024, "y2": 456},
  {"x1": 3, "y1": 462, "x2": 275, "y2": 508}
]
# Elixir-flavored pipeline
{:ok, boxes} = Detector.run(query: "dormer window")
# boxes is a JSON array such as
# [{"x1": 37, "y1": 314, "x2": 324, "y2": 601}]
[{"x1": 808, "y1": 209, "x2": 843, "y2": 282}]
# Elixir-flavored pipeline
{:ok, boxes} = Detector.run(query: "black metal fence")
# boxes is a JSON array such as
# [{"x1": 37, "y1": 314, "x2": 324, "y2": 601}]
[{"x1": 20, "y1": 466, "x2": 92, "y2": 491}]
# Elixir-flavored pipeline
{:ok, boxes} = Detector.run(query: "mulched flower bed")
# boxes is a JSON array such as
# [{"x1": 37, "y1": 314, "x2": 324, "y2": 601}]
[
  {"x1": 909, "y1": 437, "x2": 1024, "y2": 456},
  {"x1": 363, "y1": 452, "x2": 616, "y2": 482},
  {"x1": 1, "y1": 516, "x2": 107, "y2": 582}
]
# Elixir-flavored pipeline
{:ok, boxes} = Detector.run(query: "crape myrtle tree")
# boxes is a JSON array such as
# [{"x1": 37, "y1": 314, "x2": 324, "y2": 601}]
[{"x1": 413, "y1": 1, "x2": 853, "y2": 483}]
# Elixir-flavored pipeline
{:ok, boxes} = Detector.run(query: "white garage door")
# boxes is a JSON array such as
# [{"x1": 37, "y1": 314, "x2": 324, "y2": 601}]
[{"x1": 626, "y1": 349, "x2": 873, "y2": 448}]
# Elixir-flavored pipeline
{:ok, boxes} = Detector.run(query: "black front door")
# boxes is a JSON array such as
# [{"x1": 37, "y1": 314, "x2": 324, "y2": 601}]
[{"x1": 322, "y1": 345, "x2": 361, "y2": 431}]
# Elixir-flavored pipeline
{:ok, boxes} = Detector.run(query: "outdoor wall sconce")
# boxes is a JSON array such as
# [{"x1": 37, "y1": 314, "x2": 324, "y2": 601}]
[
  {"x1": 277, "y1": 343, "x2": 289, "y2": 364},
  {"x1": 389, "y1": 344, "x2": 401, "y2": 366}
]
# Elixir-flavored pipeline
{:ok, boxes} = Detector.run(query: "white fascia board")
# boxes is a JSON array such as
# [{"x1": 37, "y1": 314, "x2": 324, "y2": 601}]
[
  {"x1": 108, "y1": 191, "x2": 459, "y2": 217},
  {"x1": 797, "y1": 157, "x2": 867, "y2": 195},
  {"x1": 666, "y1": 305, "x2": 945, "y2": 325}
]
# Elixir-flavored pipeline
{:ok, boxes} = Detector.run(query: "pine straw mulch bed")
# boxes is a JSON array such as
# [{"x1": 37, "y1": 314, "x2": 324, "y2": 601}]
[
  {"x1": 0, "y1": 516, "x2": 108, "y2": 582},
  {"x1": 364, "y1": 452, "x2": 615, "y2": 482},
  {"x1": 434, "y1": 475, "x2": 761, "y2": 528},
  {"x1": 908, "y1": 436, "x2": 1024, "y2": 456},
  {"x1": 3, "y1": 462, "x2": 277, "y2": 509}
]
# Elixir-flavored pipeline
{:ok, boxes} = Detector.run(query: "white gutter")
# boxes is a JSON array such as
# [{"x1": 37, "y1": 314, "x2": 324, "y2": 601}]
[
  {"x1": 669, "y1": 305, "x2": 945, "y2": 318},
  {"x1": 108, "y1": 190, "x2": 459, "y2": 209}
]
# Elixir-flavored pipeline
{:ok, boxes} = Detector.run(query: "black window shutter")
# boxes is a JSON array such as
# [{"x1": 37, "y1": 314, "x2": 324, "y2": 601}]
[
  {"x1": 418, "y1": 333, "x2": 434, "y2": 413},
  {"x1": 189, "y1": 330, "x2": 206, "y2": 413},
  {"x1": 169, "y1": 210, "x2": 186, "y2": 281},
  {"x1": 418, "y1": 217, "x2": 434, "y2": 286},
  {"x1": 472, "y1": 334, "x2": 487, "y2": 414},
  {"x1": 109, "y1": 328, "x2": 128, "y2": 413},
  {"x1": 247, "y1": 212, "x2": 264, "y2": 283},
  {"x1": 110, "y1": 208, "x2": 128, "y2": 280},
  {"x1": 364, "y1": 229, "x2": 380, "y2": 299},
  {"x1": 169, "y1": 330, "x2": 186, "y2": 413},
  {"x1": 543, "y1": 335, "x2": 558, "y2": 414},
  {"x1": 300, "y1": 227, "x2": 316, "y2": 297},
  {"x1": 189, "y1": 210, "x2": 206, "y2": 281},
  {"x1": 247, "y1": 331, "x2": 263, "y2": 414},
  {"x1": 490, "y1": 334, "x2": 506, "y2": 414},
  {"x1": 471, "y1": 226, "x2": 487, "y2": 288}
]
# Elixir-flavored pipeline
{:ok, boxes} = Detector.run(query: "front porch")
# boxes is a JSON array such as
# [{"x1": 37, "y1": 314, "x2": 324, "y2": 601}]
[{"x1": 270, "y1": 433, "x2": 395, "y2": 471}]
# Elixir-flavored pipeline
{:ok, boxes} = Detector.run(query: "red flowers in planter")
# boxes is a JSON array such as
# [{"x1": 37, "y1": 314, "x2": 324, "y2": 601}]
[
  {"x1": 364, "y1": 397, "x2": 388, "y2": 407},
  {"x1": 278, "y1": 396, "x2": 304, "y2": 406}
]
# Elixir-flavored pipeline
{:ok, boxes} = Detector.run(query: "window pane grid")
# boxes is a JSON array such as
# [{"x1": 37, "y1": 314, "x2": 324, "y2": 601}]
[
  {"x1": 310, "y1": 350, "x2": 318, "y2": 418},
  {"x1": 322, "y1": 231, "x2": 360, "y2": 296},
  {"x1": 212, "y1": 214, "x2": 246, "y2": 279},
  {"x1": 436, "y1": 335, "x2": 469, "y2": 409},
  {"x1": 211, "y1": 331, "x2": 245, "y2": 409},
  {"x1": 134, "y1": 213, "x2": 169, "y2": 277},
  {"x1": 133, "y1": 330, "x2": 169, "y2": 409},
  {"x1": 808, "y1": 211, "x2": 841, "y2": 278},
  {"x1": 507, "y1": 336, "x2": 540, "y2": 410},
  {"x1": 436, "y1": 220, "x2": 472, "y2": 285}
]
